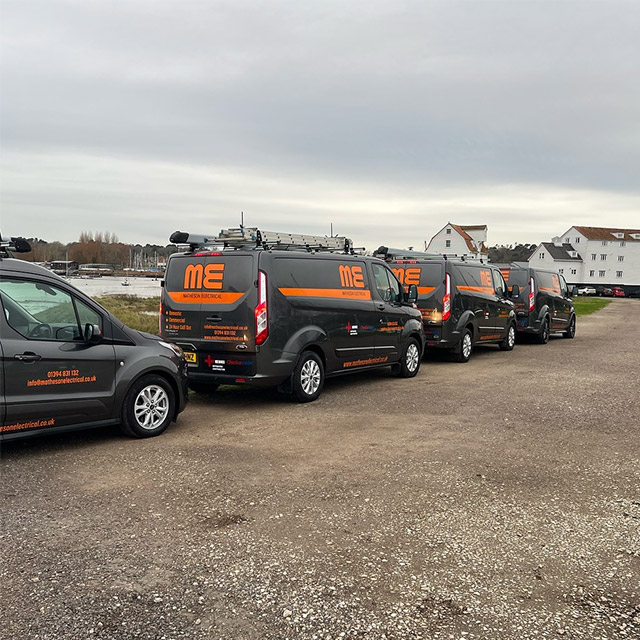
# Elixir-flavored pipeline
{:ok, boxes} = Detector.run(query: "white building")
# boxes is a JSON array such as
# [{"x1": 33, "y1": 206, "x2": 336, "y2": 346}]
[
  {"x1": 425, "y1": 223, "x2": 489, "y2": 261},
  {"x1": 528, "y1": 226, "x2": 640, "y2": 291}
]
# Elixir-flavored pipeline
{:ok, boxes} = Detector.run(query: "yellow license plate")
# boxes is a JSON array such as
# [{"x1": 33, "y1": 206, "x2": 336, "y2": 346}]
[{"x1": 184, "y1": 351, "x2": 197, "y2": 364}]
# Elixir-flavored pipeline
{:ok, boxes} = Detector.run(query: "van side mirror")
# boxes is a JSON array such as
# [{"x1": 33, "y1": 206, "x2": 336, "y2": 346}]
[
  {"x1": 510, "y1": 285, "x2": 520, "y2": 298},
  {"x1": 406, "y1": 284, "x2": 418, "y2": 304},
  {"x1": 84, "y1": 323, "x2": 103, "y2": 345}
]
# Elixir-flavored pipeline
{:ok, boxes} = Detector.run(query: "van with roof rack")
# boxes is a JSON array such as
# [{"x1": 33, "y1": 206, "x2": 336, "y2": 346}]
[
  {"x1": 161, "y1": 228, "x2": 425, "y2": 402},
  {"x1": 496, "y1": 264, "x2": 576, "y2": 343},
  {"x1": 375, "y1": 247, "x2": 517, "y2": 363}
]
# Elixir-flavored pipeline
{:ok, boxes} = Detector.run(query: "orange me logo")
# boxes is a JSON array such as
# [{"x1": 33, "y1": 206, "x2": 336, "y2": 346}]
[
  {"x1": 480, "y1": 270, "x2": 492, "y2": 287},
  {"x1": 392, "y1": 267, "x2": 421, "y2": 286},
  {"x1": 339, "y1": 264, "x2": 365, "y2": 288},
  {"x1": 184, "y1": 263, "x2": 224, "y2": 290}
]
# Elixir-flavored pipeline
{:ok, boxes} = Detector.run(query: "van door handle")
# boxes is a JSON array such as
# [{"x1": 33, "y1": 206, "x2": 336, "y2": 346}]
[
  {"x1": 376, "y1": 303, "x2": 386, "y2": 310},
  {"x1": 15, "y1": 352, "x2": 42, "y2": 362},
  {"x1": 206, "y1": 315, "x2": 222, "y2": 322}
]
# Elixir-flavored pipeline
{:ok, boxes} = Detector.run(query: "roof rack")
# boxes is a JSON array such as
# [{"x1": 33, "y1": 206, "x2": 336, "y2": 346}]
[
  {"x1": 170, "y1": 227, "x2": 354, "y2": 254},
  {"x1": 0, "y1": 235, "x2": 31, "y2": 258},
  {"x1": 374, "y1": 246, "x2": 448, "y2": 261}
]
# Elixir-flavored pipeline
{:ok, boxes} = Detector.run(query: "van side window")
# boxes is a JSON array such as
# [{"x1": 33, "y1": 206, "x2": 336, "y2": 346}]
[
  {"x1": 372, "y1": 264, "x2": 402, "y2": 303},
  {"x1": 0, "y1": 278, "x2": 94, "y2": 341},
  {"x1": 492, "y1": 270, "x2": 506, "y2": 297}
]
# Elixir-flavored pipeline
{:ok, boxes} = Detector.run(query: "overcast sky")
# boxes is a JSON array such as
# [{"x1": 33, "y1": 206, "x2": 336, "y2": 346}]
[{"x1": 1, "y1": 0, "x2": 639, "y2": 250}]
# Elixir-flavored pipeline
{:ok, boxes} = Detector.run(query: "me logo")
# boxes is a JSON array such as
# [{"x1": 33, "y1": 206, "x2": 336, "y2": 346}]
[
  {"x1": 480, "y1": 270, "x2": 492, "y2": 288},
  {"x1": 184, "y1": 263, "x2": 225, "y2": 290},
  {"x1": 339, "y1": 264, "x2": 365, "y2": 288},
  {"x1": 392, "y1": 267, "x2": 421, "y2": 286}
]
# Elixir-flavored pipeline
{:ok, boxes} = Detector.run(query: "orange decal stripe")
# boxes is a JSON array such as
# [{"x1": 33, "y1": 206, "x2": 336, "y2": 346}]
[
  {"x1": 417, "y1": 286, "x2": 436, "y2": 295},
  {"x1": 457, "y1": 285, "x2": 495, "y2": 294},
  {"x1": 279, "y1": 288, "x2": 372, "y2": 300},
  {"x1": 168, "y1": 291, "x2": 245, "y2": 304}
]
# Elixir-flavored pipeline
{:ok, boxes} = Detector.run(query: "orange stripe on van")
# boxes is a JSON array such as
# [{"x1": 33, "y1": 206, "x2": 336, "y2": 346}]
[
  {"x1": 456, "y1": 285, "x2": 495, "y2": 295},
  {"x1": 417, "y1": 286, "x2": 436, "y2": 295},
  {"x1": 168, "y1": 291, "x2": 245, "y2": 304},
  {"x1": 279, "y1": 288, "x2": 372, "y2": 300}
]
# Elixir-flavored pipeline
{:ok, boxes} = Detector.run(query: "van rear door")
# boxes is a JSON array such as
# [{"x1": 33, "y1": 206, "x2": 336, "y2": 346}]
[
  {"x1": 162, "y1": 254, "x2": 256, "y2": 364},
  {"x1": 391, "y1": 261, "x2": 443, "y2": 339}
]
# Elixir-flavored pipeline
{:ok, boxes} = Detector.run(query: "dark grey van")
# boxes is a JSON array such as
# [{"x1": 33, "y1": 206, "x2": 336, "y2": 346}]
[
  {"x1": 377, "y1": 249, "x2": 517, "y2": 363},
  {"x1": 497, "y1": 264, "x2": 576, "y2": 343},
  {"x1": 161, "y1": 229, "x2": 426, "y2": 402},
  {"x1": 0, "y1": 237, "x2": 188, "y2": 441}
]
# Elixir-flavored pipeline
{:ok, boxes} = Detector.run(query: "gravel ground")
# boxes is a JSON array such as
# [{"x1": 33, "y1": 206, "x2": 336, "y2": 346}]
[{"x1": 1, "y1": 300, "x2": 639, "y2": 640}]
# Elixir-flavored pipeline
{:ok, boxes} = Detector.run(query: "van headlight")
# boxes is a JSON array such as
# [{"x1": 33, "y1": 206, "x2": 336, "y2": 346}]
[{"x1": 159, "y1": 341, "x2": 183, "y2": 358}]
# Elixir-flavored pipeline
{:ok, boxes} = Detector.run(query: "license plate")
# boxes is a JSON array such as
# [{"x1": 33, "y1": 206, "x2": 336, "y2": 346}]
[{"x1": 184, "y1": 351, "x2": 197, "y2": 364}]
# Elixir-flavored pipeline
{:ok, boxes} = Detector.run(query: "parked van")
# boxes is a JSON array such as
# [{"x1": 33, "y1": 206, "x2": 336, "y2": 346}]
[
  {"x1": 497, "y1": 264, "x2": 576, "y2": 342},
  {"x1": 161, "y1": 228, "x2": 426, "y2": 402},
  {"x1": 0, "y1": 236, "x2": 188, "y2": 441},
  {"x1": 376, "y1": 248, "x2": 516, "y2": 363}
]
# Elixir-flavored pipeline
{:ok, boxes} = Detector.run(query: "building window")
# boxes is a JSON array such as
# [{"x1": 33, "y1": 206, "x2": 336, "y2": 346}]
[
  {"x1": 575, "y1": 237, "x2": 580, "y2": 243},
  {"x1": 589, "y1": 270, "x2": 595, "y2": 277},
  {"x1": 616, "y1": 271, "x2": 623, "y2": 278},
  {"x1": 600, "y1": 254, "x2": 607, "y2": 260},
  {"x1": 618, "y1": 255, "x2": 624, "y2": 261},
  {"x1": 539, "y1": 252, "x2": 545, "y2": 259},
  {"x1": 558, "y1": 269, "x2": 564, "y2": 274},
  {"x1": 446, "y1": 228, "x2": 451, "y2": 234},
  {"x1": 599, "y1": 270, "x2": 605, "y2": 277},
  {"x1": 602, "y1": 240, "x2": 608, "y2": 246},
  {"x1": 571, "y1": 269, "x2": 577, "y2": 275},
  {"x1": 445, "y1": 240, "x2": 451, "y2": 248},
  {"x1": 621, "y1": 241, "x2": 626, "y2": 247},
  {"x1": 591, "y1": 253, "x2": 596, "y2": 260}
]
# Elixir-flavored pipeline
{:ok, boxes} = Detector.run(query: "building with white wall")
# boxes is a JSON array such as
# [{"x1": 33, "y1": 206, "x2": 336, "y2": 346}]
[
  {"x1": 425, "y1": 223, "x2": 489, "y2": 260},
  {"x1": 528, "y1": 226, "x2": 640, "y2": 292}
]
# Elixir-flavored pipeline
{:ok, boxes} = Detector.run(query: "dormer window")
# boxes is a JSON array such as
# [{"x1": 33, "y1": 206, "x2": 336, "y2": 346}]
[
  {"x1": 631, "y1": 234, "x2": 640, "y2": 240},
  {"x1": 613, "y1": 232, "x2": 624, "y2": 238}
]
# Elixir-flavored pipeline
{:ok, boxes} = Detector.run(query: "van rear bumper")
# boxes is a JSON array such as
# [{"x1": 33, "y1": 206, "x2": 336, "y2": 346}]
[{"x1": 186, "y1": 346, "x2": 300, "y2": 388}]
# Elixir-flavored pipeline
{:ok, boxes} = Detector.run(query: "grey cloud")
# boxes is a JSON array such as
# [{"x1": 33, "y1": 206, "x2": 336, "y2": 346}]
[{"x1": 1, "y1": 1, "x2": 639, "y2": 245}]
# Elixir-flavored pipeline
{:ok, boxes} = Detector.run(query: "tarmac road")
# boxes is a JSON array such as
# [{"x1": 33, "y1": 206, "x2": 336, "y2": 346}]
[{"x1": 1, "y1": 300, "x2": 639, "y2": 640}]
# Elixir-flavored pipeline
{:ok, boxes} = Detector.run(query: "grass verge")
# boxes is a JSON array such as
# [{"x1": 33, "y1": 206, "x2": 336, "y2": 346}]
[
  {"x1": 94, "y1": 295, "x2": 160, "y2": 334},
  {"x1": 573, "y1": 297, "x2": 612, "y2": 317}
]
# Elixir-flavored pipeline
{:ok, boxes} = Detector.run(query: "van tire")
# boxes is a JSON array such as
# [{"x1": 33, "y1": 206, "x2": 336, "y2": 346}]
[
  {"x1": 292, "y1": 351, "x2": 324, "y2": 402},
  {"x1": 396, "y1": 338, "x2": 421, "y2": 378},
  {"x1": 120, "y1": 375, "x2": 175, "y2": 438},
  {"x1": 189, "y1": 381, "x2": 219, "y2": 394},
  {"x1": 536, "y1": 317, "x2": 550, "y2": 344},
  {"x1": 499, "y1": 323, "x2": 516, "y2": 351},
  {"x1": 563, "y1": 315, "x2": 576, "y2": 339},
  {"x1": 454, "y1": 329, "x2": 473, "y2": 363}
]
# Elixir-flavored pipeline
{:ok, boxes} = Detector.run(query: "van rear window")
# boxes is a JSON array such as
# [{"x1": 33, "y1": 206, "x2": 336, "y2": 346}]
[
  {"x1": 454, "y1": 265, "x2": 495, "y2": 294},
  {"x1": 390, "y1": 262, "x2": 442, "y2": 295},
  {"x1": 537, "y1": 271, "x2": 561, "y2": 294},
  {"x1": 165, "y1": 255, "x2": 253, "y2": 303},
  {"x1": 502, "y1": 269, "x2": 528, "y2": 287},
  {"x1": 273, "y1": 257, "x2": 371, "y2": 300}
]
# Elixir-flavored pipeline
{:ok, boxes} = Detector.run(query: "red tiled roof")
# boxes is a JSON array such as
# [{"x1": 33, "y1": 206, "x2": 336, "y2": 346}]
[
  {"x1": 573, "y1": 226, "x2": 640, "y2": 242},
  {"x1": 451, "y1": 224, "x2": 488, "y2": 254}
]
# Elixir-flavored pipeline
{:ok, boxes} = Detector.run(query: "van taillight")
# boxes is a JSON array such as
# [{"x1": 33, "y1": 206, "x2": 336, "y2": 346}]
[
  {"x1": 442, "y1": 273, "x2": 451, "y2": 321},
  {"x1": 529, "y1": 277, "x2": 535, "y2": 312},
  {"x1": 255, "y1": 270, "x2": 268, "y2": 345},
  {"x1": 159, "y1": 300, "x2": 163, "y2": 334}
]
